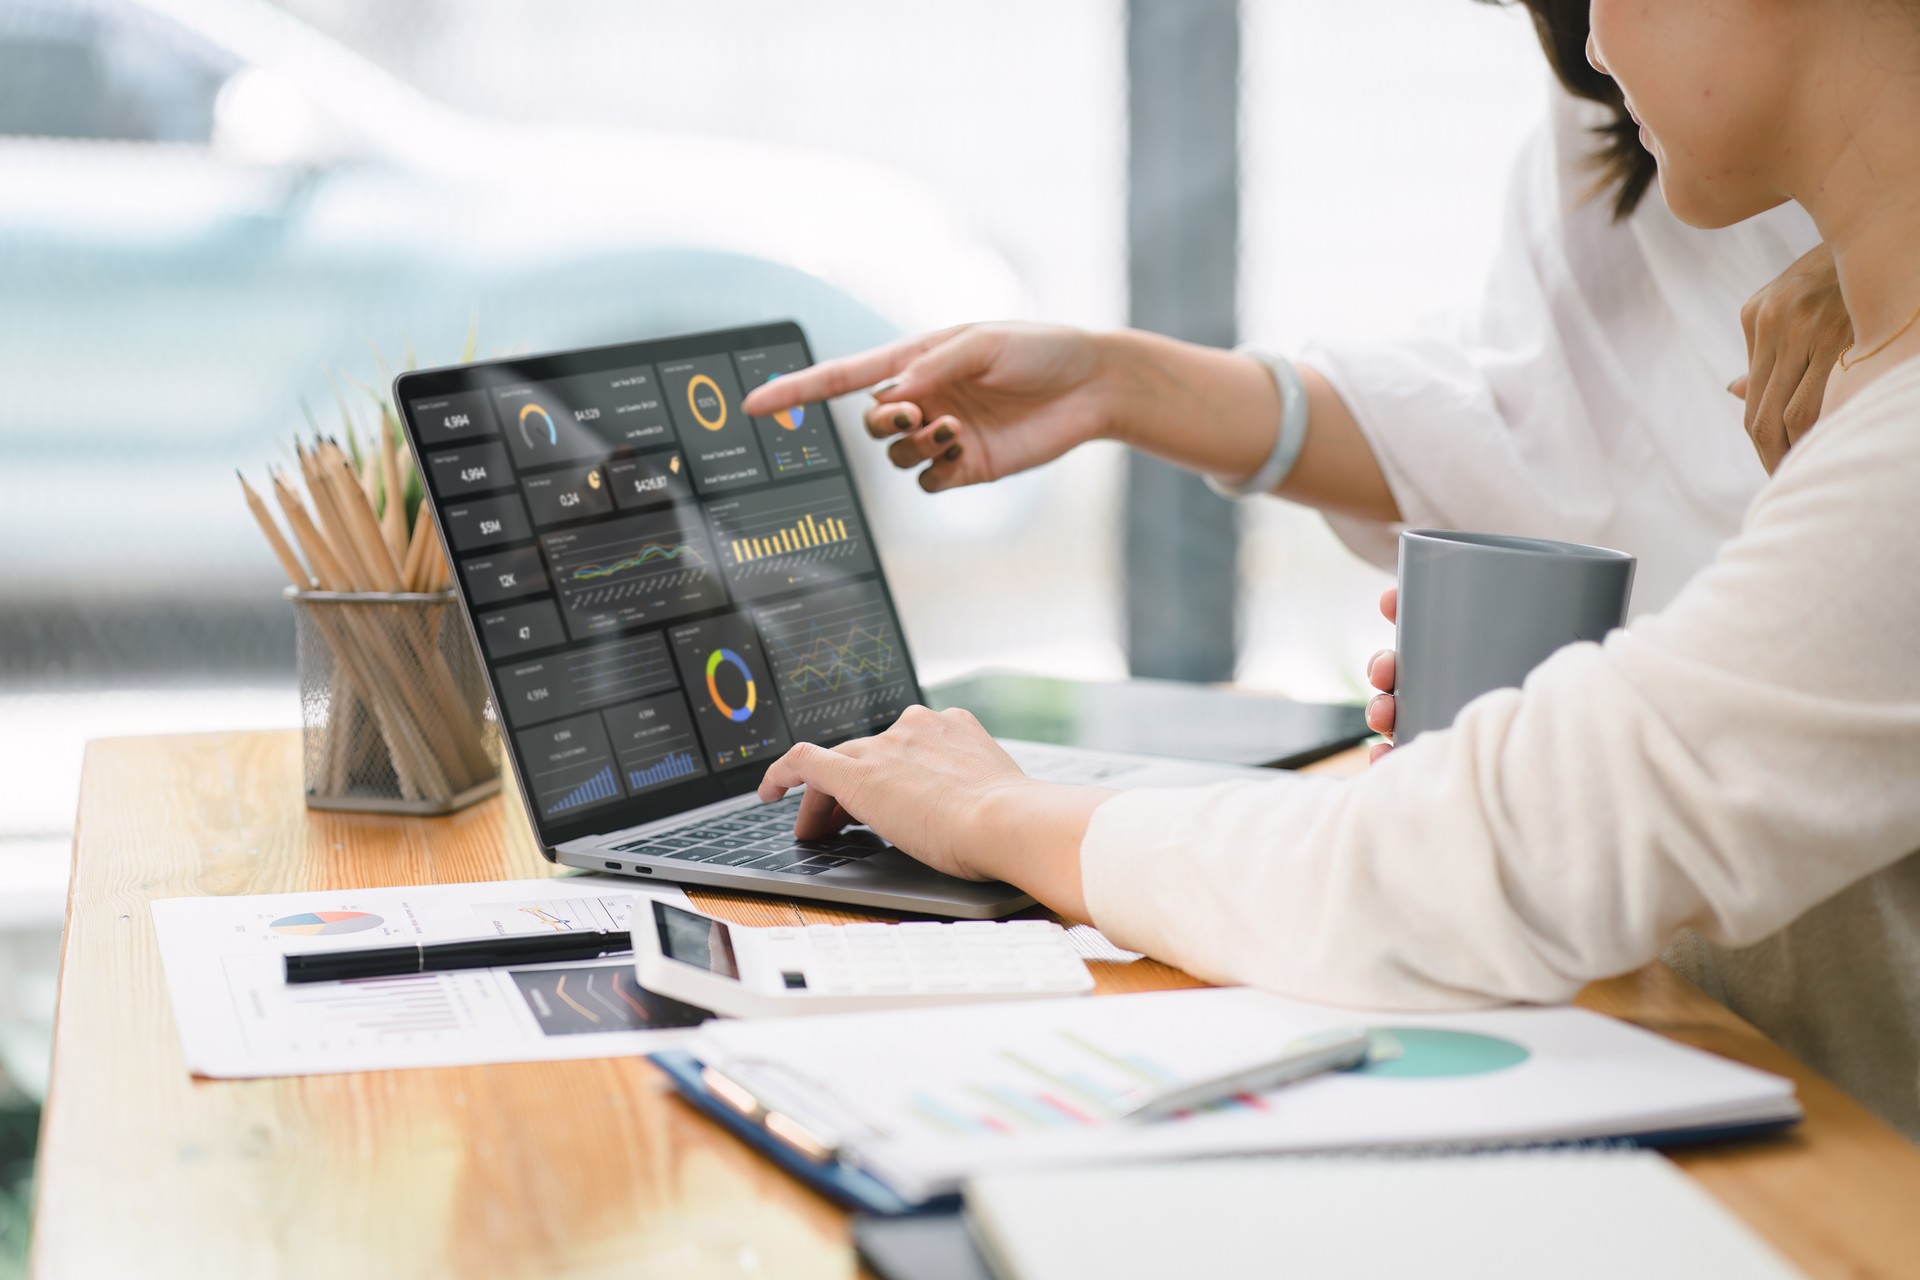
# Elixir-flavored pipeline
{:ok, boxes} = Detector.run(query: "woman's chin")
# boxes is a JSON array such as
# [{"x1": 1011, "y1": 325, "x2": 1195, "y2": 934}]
[{"x1": 1654, "y1": 169, "x2": 1788, "y2": 232}]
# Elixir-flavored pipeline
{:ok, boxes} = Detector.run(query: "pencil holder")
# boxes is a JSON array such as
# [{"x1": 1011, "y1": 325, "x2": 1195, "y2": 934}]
[{"x1": 291, "y1": 589, "x2": 501, "y2": 814}]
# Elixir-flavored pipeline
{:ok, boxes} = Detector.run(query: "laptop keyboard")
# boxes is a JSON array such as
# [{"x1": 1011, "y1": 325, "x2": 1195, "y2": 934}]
[{"x1": 610, "y1": 794, "x2": 889, "y2": 876}]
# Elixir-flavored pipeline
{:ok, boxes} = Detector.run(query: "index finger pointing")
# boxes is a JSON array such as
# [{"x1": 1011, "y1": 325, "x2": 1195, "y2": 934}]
[{"x1": 740, "y1": 329, "x2": 959, "y2": 415}]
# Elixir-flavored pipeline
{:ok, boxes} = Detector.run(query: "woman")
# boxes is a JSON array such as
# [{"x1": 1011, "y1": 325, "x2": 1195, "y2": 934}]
[
  {"x1": 747, "y1": 0, "x2": 1920, "y2": 1140},
  {"x1": 747, "y1": 1, "x2": 1846, "y2": 616}
]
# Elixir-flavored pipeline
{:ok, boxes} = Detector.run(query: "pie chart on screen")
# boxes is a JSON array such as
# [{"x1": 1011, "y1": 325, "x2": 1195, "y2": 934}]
[
  {"x1": 764, "y1": 377, "x2": 804, "y2": 430},
  {"x1": 270, "y1": 911, "x2": 384, "y2": 937}
]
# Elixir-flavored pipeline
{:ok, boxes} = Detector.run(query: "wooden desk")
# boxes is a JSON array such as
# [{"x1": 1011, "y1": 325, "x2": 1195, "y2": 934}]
[{"x1": 32, "y1": 731, "x2": 1920, "y2": 1279}]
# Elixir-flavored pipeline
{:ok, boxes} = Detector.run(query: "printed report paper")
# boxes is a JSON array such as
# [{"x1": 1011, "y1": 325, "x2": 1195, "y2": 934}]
[
  {"x1": 153, "y1": 876, "x2": 698, "y2": 1078},
  {"x1": 689, "y1": 987, "x2": 1801, "y2": 1202}
]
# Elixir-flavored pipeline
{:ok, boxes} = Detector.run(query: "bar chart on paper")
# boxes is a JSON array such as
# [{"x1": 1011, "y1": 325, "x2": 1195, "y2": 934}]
[{"x1": 909, "y1": 1030, "x2": 1269, "y2": 1138}]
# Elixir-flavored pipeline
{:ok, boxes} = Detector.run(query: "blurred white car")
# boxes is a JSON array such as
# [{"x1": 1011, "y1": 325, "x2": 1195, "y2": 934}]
[{"x1": 0, "y1": 0, "x2": 1026, "y2": 603}]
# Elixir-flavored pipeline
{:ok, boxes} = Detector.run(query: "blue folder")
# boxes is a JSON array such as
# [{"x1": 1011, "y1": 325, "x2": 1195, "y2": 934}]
[{"x1": 650, "y1": 1050, "x2": 957, "y2": 1216}]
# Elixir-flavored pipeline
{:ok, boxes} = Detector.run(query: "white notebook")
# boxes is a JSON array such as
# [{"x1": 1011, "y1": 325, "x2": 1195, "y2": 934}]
[
  {"x1": 686, "y1": 986, "x2": 1799, "y2": 1203},
  {"x1": 964, "y1": 1151, "x2": 1804, "y2": 1280}
]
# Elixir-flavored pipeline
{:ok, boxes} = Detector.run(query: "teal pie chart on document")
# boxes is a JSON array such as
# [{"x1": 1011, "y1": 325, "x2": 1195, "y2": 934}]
[
  {"x1": 1359, "y1": 1028, "x2": 1531, "y2": 1078},
  {"x1": 271, "y1": 911, "x2": 384, "y2": 937}
]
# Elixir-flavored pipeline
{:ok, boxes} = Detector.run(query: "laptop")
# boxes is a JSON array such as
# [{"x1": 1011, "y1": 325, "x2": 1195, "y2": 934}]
[{"x1": 395, "y1": 321, "x2": 1288, "y2": 918}]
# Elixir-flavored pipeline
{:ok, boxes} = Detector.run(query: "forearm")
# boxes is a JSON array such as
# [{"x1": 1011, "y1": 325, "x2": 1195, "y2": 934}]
[
  {"x1": 968, "y1": 781, "x2": 1114, "y2": 923},
  {"x1": 1096, "y1": 331, "x2": 1400, "y2": 523}
]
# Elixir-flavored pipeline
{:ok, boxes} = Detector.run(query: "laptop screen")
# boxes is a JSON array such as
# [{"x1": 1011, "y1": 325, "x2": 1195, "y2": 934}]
[{"x1": 395, "y1": 322, "x2": 923, "y2": 850}]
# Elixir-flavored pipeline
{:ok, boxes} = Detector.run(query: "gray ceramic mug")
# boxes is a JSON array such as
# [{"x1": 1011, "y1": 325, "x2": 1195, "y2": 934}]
[{"x1": 1392, "y1": 530, "x2": 1636, "y2": 746}]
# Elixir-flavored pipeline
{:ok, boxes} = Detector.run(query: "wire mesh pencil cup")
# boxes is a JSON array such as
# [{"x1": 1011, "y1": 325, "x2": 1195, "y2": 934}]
[{"x1": 292, "y1": 589, "x2": 500, "y2": 814}]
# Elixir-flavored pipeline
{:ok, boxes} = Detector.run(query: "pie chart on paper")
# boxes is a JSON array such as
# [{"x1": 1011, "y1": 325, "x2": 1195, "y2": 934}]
[{"x1": 270, "y1": 911, "x2": 384, "y2": 937}]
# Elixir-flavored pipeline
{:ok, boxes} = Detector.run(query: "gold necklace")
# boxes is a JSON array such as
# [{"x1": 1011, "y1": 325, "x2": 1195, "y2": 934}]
[{"x1": 1838, "y1": 297, "x2": 1920, "y2": 370}]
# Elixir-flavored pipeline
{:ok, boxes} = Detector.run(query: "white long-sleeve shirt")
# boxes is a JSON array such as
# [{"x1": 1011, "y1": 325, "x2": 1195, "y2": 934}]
[
  {"x1": 1306, "y1": 90, "x2": 1819, "y2": 614},
  {"x1": 1082, "y1": 356, "x2": 1920, "y2": 1139}
]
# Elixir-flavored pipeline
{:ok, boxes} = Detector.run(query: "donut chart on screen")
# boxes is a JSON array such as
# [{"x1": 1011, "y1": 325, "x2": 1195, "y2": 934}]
[{"x1": 706, "y1": 648, "x2": 757, "y2": 722}]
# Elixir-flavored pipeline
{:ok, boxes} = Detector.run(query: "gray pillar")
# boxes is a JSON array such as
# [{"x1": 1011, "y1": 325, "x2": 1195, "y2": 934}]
[{"x1": 1123, "y1": 0, "x2": 1240, "y2": 682}]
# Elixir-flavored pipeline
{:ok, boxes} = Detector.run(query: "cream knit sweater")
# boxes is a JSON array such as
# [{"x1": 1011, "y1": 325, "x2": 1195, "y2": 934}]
[{"x1": 1081, "y1": 357, "x2": 1920, "y2": 1139}]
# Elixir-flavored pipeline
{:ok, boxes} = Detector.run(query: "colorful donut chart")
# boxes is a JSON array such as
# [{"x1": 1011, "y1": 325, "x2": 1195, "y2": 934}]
[{"x1": 705, "y1": 648, "x2": 756, "y2": 722}]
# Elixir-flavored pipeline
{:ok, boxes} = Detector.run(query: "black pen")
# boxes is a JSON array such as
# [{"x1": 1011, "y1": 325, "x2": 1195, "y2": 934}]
[{"x1": 284, "y1": 930, "x2": 633, "y2": 984}]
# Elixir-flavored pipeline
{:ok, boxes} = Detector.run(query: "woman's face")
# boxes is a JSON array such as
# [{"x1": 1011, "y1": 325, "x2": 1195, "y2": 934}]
[{"x1": 1587, "y1": 0, "x2": 1822, "y2": 228}]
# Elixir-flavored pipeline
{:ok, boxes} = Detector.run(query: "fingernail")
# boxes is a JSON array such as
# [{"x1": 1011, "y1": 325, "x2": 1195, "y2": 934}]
[
  {"x1": 872, "y1": 376, "x2": 903, "y2": 397},
  {"x1": 1369, "y1": 649, "x2": 1389, "y2": 669},
  {"x1": 933, "y1": 425, "x2": 954, "y2": 444},
  {"x1": 1726, "y1": 380, "x2": 1740, "y2": 394},
  {"x1": 943, "y1": 443, "x2": 962, "y2": 462},
  {"x1": 893, "y1": 412, "x2": 912, "y2": 431}
]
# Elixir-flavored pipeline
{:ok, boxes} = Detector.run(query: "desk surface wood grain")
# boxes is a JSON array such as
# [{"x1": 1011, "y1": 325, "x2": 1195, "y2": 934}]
[{"x1": 31, "y1": 731, "x2": 1920, "y2": 1279}]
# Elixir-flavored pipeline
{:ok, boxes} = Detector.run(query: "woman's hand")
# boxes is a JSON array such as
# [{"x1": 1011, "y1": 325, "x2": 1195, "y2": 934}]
[
  {"x1": 1364, "y1": 587, "x2": 1398, "y2": 764},
  {"x1": 740, "y1": 324, "x2": 1121, "y2": 493},
  {"x1": 1731, "y1": 243, "x2": 1851, "y2": 474},
  {"x1": 758, "y1": 706, "x2": 1113, "y2": 919}
]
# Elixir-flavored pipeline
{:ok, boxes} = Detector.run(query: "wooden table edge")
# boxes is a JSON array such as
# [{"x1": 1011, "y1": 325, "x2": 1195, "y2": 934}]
[{"x1": 30, "y1": 730, "x2": 1920, "y2": 1280}]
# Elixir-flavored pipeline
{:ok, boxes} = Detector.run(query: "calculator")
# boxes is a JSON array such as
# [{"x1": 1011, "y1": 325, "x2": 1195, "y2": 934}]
[{"x1": 634, "y1": 900, "x2": 1096, "y2": 1017}]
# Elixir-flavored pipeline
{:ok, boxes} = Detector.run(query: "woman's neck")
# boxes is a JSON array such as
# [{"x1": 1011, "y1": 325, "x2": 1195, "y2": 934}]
[{"x1": 1796, "y1": 28, "x2": 1920, "y2": 409}]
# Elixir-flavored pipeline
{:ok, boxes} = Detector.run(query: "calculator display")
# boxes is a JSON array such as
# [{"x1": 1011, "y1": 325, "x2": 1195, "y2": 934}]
[{"x1": 652, "y1": 901, "x2": 740, "y2": 979}]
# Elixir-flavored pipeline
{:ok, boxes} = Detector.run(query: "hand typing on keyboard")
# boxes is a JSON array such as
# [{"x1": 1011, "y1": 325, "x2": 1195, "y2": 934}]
[{"x1": 757, "y1": 706, "x2": 1115, "y2": 922}]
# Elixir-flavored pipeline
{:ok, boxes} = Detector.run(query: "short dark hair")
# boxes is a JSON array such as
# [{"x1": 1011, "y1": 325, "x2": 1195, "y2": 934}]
[{"x1": 1481, "y1": 0, "x2": 1657, "y2": 220}]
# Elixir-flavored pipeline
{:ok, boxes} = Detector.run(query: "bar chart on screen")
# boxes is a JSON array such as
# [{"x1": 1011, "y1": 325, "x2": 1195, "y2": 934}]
[
  {"x1": 704, "y1": 477, "x2": 877, "y2": 600},
  {"x1": 604, "y1": 691, "x2": 711, "y2": 794}
]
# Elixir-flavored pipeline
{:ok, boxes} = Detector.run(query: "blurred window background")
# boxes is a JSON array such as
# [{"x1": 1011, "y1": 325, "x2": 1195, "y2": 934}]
[{"x1": 0, "y1": 1, "x2": 1541, "y2": 1266}]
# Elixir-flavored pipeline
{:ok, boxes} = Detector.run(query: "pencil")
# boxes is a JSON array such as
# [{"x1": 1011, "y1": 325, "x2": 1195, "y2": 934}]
[
  {"x1": 402, "y1": 500, "x2": 432, "y2": 592},
  {"x1": 238, "y1": 472, "x2": 311, "y2": 589},
  {"x1": 322, "y1": 440, "x2": 403, "y2": 592},
  {"x1": 380, "y1": 416, "x2": 406, "y2": 563}
]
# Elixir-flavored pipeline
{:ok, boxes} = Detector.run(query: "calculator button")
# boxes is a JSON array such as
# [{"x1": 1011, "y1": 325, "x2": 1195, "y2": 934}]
[{"x1": 843, "y1": 924, "x2": 888, "y2": 936}]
